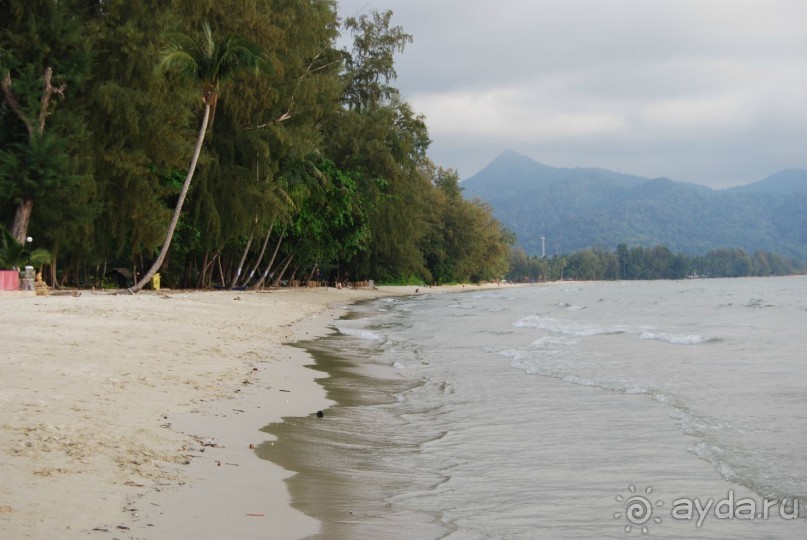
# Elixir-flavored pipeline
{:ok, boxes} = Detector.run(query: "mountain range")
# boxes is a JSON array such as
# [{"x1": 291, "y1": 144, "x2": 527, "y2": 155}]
[{"x1": 461, "y1": 150, "x2": 807, "y2": 260}]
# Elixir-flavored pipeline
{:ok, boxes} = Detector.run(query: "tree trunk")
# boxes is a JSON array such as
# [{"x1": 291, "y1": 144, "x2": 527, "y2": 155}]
[
  {"x1": 287, "y1": 264, "x2": 299, "y2": 287},
  {"x1": 49, "y1": 257, "x2": 57, "y2": 289},
  {"x1": 217, "y1": 254, "x2": 226, "y2": 288},
  {"x1": 229, "y1": 219, "x2": 256, "y2": 289},
  {"x1": 238, "y1": 222, "x2": 273, "y2": 288},
  {"x1": 272, "y1": 256, "x2": 294, "y2": 288},
  {"x1": 198, "y1": 250, "x2": 209, "y2": 288},
  {"x1": 11, "y1": 198, "x2": 33, "y2": 244},
  {"x1": 201, "y1": 251, "x2": 219, "y2": 288},
  {"x1": 251, "y1": 225, "x2": 286, "y2": 290},
  {"x1": 308, "y1": 262, "x2": 318, "y2": 286},
  {"x1": 129, "y1": 102, "x2": 211, "y2": 293}
]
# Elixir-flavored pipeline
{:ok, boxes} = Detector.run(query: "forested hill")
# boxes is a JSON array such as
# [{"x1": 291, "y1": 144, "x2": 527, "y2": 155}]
[{"x1": 462, "y1": 151, "x2": 807, "y2": 260}]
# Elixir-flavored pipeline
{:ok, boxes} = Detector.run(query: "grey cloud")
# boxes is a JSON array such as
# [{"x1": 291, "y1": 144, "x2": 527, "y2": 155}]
[{"x1": 339, "y1": 0, "x2": 807, "y2": 186}]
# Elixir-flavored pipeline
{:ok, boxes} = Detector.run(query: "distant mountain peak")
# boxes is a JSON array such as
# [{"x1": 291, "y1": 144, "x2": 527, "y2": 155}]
[
  {"x1": 482, "y1": 150, "x2": 553, "y2": 172},
  {"x1": 728, "y1": 169, "x2": 807, "y2": 195},
  {"x1": 462, "y1": 151, "x2": 648, "y2": 198},
  {"x1": 459, "y1": 153, "x2": 807, "y2": 260}
]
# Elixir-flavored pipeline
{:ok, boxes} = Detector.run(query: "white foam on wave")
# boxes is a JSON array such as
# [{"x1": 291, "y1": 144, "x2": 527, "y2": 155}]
[
  {"x1": 639, "y1": 331, "x2": 711, "y2": 345},
  {"x1": 556, "y1": 302, "x2": 585, "y2": 311},
  {"x1": 505, "y1": 346, "x2": 652, "y2": 395},
  {"x1": 335, "y1": 326, "x2": 385, "y2": 342},
  {"x1": 652, "y1": 392, "x2": 671, "y2": 404},
  {"x1": 514, "y1": 314, "x2": 626, "y2": 336},
  {"x1": 623, "y1": 385, "x2": 648, "y2": 394},
  {"x1": 529, "y1": 336, "x2": 571, "y2": 349},
  {"x1": 689, "y1": 441, "x2": 738, "y2": 481},
  {"x1": 560, "y1": 374, "x2": 598, "y2": 387},
  {"x1": 392, "y1": 361, "x2": 408, "y2": 375},
  {"x1": 509, "y1": 356, "x2": 541, "y2": 375},
  {"x1": 499, "y1": 348, "x2": 528, "y2": 361}
]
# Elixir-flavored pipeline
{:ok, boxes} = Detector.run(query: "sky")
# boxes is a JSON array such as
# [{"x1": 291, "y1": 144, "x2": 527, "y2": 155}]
[{"x1": 336, "y1": 0, "x2": 807, "y2": 188}]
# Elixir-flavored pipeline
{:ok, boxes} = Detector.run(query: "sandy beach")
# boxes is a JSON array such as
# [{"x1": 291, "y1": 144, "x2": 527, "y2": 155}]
[{"x1": 0, "y1": 283, "x2": 501, "y2": 539}]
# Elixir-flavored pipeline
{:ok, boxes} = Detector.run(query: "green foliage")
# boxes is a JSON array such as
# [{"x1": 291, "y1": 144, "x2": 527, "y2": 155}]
[
  {"x1": 341, "y1": 10, "x2": 412, "y2": 112},
  {"x1": 0, "y1": 133, "x2": 69, "y2": 201},
  {"x1": 0, "y1": 3, "x2": 513, "y2": 288},
  {"x1": 285, "y1": 159, "x2": 370, "y2": 271},
  {"x1": 0, "y1": 0, "x2": 95, "y2": 246},
  {"x1": 0, "y1": 225, "x2": 51, "y2": 269},
  {"x1": 420, "y1": 166, "x2": 512, "y2": 284},
  {"x1": 158, "y1": 21, "x2": 271, "y2": 110},
  {"x1": 377, "y1": 275, "x2": 427, "y2": 286},
  {"x1": 508, "y1": 244, "x2": 805, "y2": 282}
]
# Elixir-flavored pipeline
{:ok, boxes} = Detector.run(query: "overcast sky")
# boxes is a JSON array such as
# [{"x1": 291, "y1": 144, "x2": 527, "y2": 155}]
[{"x1": 336, "y1": 0, "x2": 807, "y2": 188}]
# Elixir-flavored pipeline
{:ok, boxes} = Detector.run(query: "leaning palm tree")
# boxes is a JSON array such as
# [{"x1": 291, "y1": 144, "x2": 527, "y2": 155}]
[{"x1": 129, "y1": 23, "x2": 269, "y2": 293}]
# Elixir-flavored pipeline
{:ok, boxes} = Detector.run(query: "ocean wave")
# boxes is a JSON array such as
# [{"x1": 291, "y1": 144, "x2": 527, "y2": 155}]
[
  {"x1": 689, "y1": 441, "x2": 738, "y2": 481},
  {"x1": 529, "y1": 336, "x2": 572, "y2": 349},
  {"x1": 639, "y1": 331, "x2": 713, "y2": 345},
  {"x1": 514, "y1": 314, "x2": 626, "y2": 336},
  {"x1": 504, "y1": 340, "x2": 777, "y2": 505},
  {"x1": 556, "y1": 302, "x2": 586, "y2": 311},
  {"x1": 335, "y1": 326, "x2": 385, "y2": 342},
  {"x1": 509, "y1": 357, "x2": 651, "y2": 396},
  {"x1": 499, "y1": 348, "x2": 528, "y2": 361}
]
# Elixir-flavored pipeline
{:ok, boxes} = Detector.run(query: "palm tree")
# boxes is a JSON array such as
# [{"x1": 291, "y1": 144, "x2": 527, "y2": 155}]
[
  {"x1": 129, "y1": 23, "x2": 269, "y2": 293},
  {"x1": 0, "y1": 225, "x2": 51, "y2": 271}
]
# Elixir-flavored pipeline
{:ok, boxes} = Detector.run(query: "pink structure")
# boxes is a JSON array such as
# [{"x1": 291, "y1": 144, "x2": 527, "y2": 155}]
[{"x1": 0, "y1": 270, "x2": 20, "y2": 290}]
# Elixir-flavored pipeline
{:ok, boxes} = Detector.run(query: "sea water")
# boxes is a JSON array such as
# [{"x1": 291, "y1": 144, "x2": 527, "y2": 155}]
[{"x1": 260, "y1": 277, "x2": 807, "y2": 539}]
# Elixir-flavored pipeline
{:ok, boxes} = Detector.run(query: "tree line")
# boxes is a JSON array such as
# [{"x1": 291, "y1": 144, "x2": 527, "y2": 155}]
[
  {"x1": 508, "y1": 244, "x2": 806, "y2": 282},
  {"x1": 1, "y1": 1, "x2": 511, "y2": 290}
]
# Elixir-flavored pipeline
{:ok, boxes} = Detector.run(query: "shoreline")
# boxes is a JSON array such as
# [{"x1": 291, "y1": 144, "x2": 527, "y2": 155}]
[{"x1": 0, "y1": 283, "x2": 513, "y2": 539}]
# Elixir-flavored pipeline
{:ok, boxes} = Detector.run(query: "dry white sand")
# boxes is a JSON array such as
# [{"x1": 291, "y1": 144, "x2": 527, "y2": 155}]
[{"x1": 0, "y1": 283, "x2": 507, "y2": 539}]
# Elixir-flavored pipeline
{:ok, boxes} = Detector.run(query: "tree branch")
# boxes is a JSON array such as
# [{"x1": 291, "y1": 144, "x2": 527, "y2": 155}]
[
  {"x1": 1, "y1": 67, "x2": 66, "y2": 139},
  {"x1": 38, "y1": 67, "x2": 66, "y2": 135},
  {"x1": 243, "y1": 55, "x2": 340, "y2": 131},
  {"x1": 1, "y1": 71, "x2": 34, "y2": 138}
]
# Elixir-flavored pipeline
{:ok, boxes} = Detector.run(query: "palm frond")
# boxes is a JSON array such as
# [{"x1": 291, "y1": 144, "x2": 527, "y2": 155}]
[
  {"x1": 158, "y1": 22, "x2": 271, "y2": 98},
  {"x1": 0, "y1": 226, "x2": 51, "y2": 270}
]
